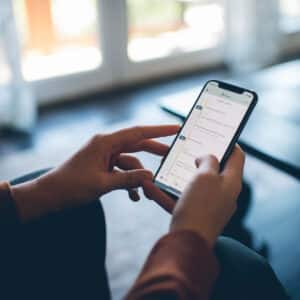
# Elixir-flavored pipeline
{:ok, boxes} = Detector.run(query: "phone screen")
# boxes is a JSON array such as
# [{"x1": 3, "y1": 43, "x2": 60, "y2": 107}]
[{"x1": 154, "y1": 81, "x2": 255, "y2": 197}]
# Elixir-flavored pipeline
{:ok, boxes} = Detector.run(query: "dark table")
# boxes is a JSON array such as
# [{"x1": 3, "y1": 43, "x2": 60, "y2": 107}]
[{"x1": 161, "y1": 61, "x2": 300, "y2": 180}]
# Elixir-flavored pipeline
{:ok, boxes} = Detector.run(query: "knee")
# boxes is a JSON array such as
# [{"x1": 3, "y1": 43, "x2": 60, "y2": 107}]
[
  {"x1": 213, "y1": 237, "x2": 288, "y2": 300},
  {"x1": 79, "y1": 200, "x2": 107, "y2": 239},
  {"x1": 215, "y1": 237, "x2": 271, "y2": 278}
]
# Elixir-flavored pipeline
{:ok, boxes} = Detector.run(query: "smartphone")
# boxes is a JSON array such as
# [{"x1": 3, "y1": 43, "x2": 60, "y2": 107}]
[{"x1": 154, "y1": 80, "x2": 258, "y2": 199}]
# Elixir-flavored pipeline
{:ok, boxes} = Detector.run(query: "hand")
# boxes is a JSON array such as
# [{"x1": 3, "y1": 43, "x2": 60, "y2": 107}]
[
  {"x1": 11, "y1": 125, "x2": 179, "y2": 221},
  {"x1": 170, "y1": 146, "x2": 245, "y2": 248}
]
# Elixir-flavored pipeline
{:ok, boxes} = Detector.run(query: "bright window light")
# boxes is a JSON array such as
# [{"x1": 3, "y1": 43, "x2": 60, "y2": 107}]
[
  {"x1": 127, "y1": 0, "x2": 224, "y2": 62},
  {"x1": 280, "y1": 0, "x2": 300, "y2": 32},
  {"x1": 13, "y1": 0, "x2": 102, "y2": 81}
]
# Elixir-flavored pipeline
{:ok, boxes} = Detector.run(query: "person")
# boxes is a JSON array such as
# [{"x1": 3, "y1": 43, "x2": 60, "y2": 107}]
[{"x1": 0, "y1": 125, "x2": 288, "y2": 300}]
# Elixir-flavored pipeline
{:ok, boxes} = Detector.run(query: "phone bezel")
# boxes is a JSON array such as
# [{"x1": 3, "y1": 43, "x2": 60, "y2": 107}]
[{"x1": 153, "y1": 80, "x2": 258, "y2": 199}]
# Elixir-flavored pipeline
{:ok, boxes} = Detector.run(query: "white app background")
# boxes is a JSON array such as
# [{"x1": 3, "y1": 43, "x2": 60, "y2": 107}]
[{"x1": 156, "y1": 86, "x2": 251, "y2": 193}]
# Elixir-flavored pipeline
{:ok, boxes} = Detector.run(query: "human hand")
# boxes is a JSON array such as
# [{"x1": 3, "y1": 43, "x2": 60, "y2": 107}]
[
  {"x1": 11, "y1": 125, "x2": 179, "y2": 221},
  {"x1": 170, "y1": 146, "x2": 245, "y2": 248}
]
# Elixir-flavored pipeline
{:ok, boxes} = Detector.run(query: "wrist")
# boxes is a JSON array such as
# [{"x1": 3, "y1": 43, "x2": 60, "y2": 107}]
[
  {"x1": 11, "y1": 174, "x2": 64, "y2": 222},
  {"x1": 170, "y1": 222, "x2": 217, "y2": 249}
]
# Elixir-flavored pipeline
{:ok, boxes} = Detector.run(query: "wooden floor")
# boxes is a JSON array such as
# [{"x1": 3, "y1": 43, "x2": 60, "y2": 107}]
[{"x1": 0, "y1": 69, "x2": 300, "y2": 299}]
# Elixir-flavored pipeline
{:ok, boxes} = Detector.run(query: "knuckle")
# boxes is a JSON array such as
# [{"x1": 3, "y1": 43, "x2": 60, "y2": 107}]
[
  {"x1": 90, "y1": 134, "x2": 104, "y2": 145},
  {"x1": 134, "y1": 125, "x2": 142, "y2": 131},
  {"x1": 207, "y1": 154, "x2": 218, "y2": 163}
]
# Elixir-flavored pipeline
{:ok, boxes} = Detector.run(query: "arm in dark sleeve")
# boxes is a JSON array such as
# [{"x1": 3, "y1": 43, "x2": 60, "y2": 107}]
[
  {"x1": 0, "y1": 182, "x2": 21, "y2": 227},
  {"x1": 0, "y1": 182, "x2": 23, "y2": 292},
  {"x1": 125, "y1": 231, "x2": 219, "y2": 300},
  {"x1": 0, "y1": 180, "x2": 24, "y2": 247},
  {"x1": 0, "y1": 181, "x2": 22, "y2": 247}
]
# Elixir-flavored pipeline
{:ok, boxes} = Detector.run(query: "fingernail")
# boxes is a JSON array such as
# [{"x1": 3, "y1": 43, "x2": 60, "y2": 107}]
[
  {"x1": 133, "y1": 189, "x2": 140, "y2": 201},
  {"x1": 130, "y1": 189, "x2": 140, "y2": 202},
  {"x1": 132, "y1": 194, "x2": 140, "y2": 202}
]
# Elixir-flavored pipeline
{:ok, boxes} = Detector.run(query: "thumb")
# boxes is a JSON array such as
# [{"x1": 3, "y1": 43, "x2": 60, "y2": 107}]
[
  {"x1": 195, "y1": 155, "x2": 220, "y2": 174},
  {"x1": 110, "y1": 169, "x2": 153, "y2": 190}
]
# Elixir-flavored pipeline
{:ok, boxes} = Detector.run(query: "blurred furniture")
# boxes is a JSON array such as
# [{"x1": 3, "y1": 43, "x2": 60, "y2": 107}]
[
  {"x1": 161, "y1": 60, "x2": 300, "y2": 180},
  {"x1": 0, "y1": 0, "x2": 35, "y2": 132}
]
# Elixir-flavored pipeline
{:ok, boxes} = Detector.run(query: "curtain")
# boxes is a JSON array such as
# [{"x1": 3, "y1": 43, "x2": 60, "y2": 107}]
[
  {"x1": 0, "y1": 0, "x2": 36, "y2": 132},
  {"x1": 225, "y1": 0, "x2": 281, "y2": 73}
]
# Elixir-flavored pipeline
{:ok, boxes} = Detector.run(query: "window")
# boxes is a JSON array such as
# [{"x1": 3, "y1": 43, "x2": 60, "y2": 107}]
[
  {"x1": 0, "y1": 42, "x2": 11, "y2": 86},
  {"x1": 127, "y1": 0, "x2": 224, "y2": 62},
  {"x1": 6, "y1": 0, "x2": 224, "y2": 103},
  {"x1": 14, "y1": 0, "x2": 101, "y2": 81},
  {"x1": 0, "y1": 7, "x2": 12, "y2": 86},
  {"x1": 280, "y1": 0, "x2": 300, "y2": 32}
]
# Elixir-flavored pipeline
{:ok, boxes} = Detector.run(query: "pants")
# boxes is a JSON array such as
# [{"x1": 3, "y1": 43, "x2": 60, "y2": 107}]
[{"x1": 3, "y1": 171, "x2": 288, "y2": 300}]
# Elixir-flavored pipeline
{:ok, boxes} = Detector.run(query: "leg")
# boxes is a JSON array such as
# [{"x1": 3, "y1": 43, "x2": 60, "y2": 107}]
[
  {"x1": 212, "y1": 237, "x2": 289, "y2": 300},
  {"x1": 8, "y1": 170, "x2": 111, "y2": 300}
]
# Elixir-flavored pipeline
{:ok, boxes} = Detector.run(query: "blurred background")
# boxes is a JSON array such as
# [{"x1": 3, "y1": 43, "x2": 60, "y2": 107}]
[{"x1": 1, "y1": 0, "x2": 300, "y2": 299}]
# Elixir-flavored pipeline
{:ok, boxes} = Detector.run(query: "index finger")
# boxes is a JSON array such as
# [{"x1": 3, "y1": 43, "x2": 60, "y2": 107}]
[
  {"x1": 221, "y1": 145, "x2": 245, "y2": 183},
  {"x1": 142, "y1": 180, "x2": 175, "y2": 214},
  {"x1": 108, "y1": 125, "x2": 180, "y2": 152}
]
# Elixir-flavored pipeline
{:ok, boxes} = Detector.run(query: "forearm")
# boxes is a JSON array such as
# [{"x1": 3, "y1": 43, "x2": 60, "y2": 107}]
[
  {"x1": 0, "y1": 168, "x2": 65, "y2": 223},
  {"x1": 11, "y1": 181, "x2": 53, "y2": 222},
  {"x1": 126, "y1": 231, "x2": 219, "y2": 300}
]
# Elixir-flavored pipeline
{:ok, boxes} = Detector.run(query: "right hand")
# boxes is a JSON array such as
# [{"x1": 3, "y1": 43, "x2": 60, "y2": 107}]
[
  {"x1": 170, "y1": 146, "x2": 245, "y2": 248},
  {"x1": 11, "y1": 125, "x2": 180, "y2": 222}
]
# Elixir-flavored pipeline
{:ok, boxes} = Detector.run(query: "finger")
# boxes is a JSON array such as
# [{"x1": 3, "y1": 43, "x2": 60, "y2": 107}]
[
  {"x1": 221, "y1": 145, "x2": 245, "y2": 182},
  {"x1": 195, "y1": 155, "x2": 220, "y2": 174},
  {"x1": 128, "y1": 188, "x2": 140, "y2": 202},
  {"x1": 115, "y1": 155, "x2": 143, "y2": 202},
  {"x1": 142, "y1": 180, "x2": 175, "y2": 213},
  {"x1": 110, "y1": 169, "x2": 153, "y2": 190},
  {"x1": 126, "y1": 140, "x2": 170, "y2": 156},
  {"x1": 116, "y1": 154, "x2": 144, "y2": 170},
  {"x1": 108, "y1": 125, "x2": 180, "y2": 152}
]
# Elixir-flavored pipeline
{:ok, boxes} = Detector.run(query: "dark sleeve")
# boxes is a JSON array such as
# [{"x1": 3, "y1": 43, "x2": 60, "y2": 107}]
[
  {"x1": 0, "y1": 182, "x2": 20, "y2": 227},
  {"x1": 125, "y1": 231, "x2": 219, "y2": 300},
  {"x1": 0, "y1": 182, "x2": 24, "y2": 296}
]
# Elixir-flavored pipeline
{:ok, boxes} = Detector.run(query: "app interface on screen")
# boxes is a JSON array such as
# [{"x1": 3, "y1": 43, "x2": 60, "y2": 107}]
[{"x1": 155, "y1": 82, "x2": 253, "y2": 196}]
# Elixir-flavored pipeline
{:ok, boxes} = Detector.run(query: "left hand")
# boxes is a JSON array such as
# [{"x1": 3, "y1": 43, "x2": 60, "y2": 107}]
[{"x1": 12, "y1": 125, "x2": 179, "y2": 221}]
